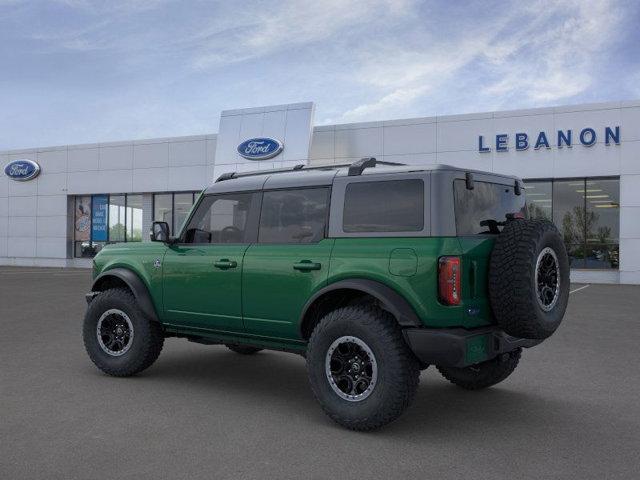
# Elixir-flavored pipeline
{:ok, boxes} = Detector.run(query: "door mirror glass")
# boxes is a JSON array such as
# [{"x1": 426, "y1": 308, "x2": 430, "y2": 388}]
[{"x1": 150, "y1": 221, "x2": 170, "y2": 242}]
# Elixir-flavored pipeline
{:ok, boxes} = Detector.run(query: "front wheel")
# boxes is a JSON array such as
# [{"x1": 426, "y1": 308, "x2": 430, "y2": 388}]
[
  {"x1": 306, "y1": 305, "x2": 420, "y2": 431},
  {"x1": 437, "y1": 348, "x2": 521, "y2": 390},
  {"x1": 83, "y1": 288, "x2": 164, "y2": 377}
]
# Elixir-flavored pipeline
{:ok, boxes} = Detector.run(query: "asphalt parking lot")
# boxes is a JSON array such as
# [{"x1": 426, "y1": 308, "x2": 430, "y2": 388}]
[{"x1": 1, "y1": 267, "x2": 639, "y2": 480}]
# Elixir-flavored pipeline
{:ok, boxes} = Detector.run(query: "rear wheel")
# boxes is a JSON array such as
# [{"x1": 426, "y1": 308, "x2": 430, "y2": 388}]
[
  {"x1": 225, "y1": 344, "x2": 263, "y2": 355},
  {"x1": 307, "y1": 305, "x2": 420, "y2": 431},
  {"x1": 83, "y1": 288, "x2": 164, "y2": 377},
  {"x1": 437, "y1": 348, "x2": 521, "y2": 390}
]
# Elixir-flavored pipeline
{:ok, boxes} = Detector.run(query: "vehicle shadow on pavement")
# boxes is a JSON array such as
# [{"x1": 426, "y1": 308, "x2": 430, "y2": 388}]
[{"x1": 110, "y1": 342, "x2": 611, "y2": 439}]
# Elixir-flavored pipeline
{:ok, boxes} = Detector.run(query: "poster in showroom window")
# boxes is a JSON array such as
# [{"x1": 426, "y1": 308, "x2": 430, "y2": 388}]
[
  {"x1": 75, "y1": 196, "x2": 91, "y2": 242},
  {"x1": 91, "y1": 195, "x2": 108, "y2": 242}
]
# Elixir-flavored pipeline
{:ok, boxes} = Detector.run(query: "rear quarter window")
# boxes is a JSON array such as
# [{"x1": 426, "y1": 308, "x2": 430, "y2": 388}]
[
  {"x1": 343, "y1": 179, "x2": 424, "y2": 232},
  {"x1": 454, "y1": 179, "x2": 526, "y2": 235}
]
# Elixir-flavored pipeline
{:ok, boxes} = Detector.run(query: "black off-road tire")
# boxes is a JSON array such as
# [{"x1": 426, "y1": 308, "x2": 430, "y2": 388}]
[
  {"x1": 225, "y1": 344, "x2": 263, "y2": 355},
  {"x1": 83, "y1": 288, "x2": 164, "y2": 377},
  {"x1": 489, "y1": 219, "x2": 569, "y2": 339},
  {"x1": 437, "y1": 348, "x2": 521, "y2": 390},
  {"x1": 306, "y1": 305, "x2": 420, "y2": 431}
]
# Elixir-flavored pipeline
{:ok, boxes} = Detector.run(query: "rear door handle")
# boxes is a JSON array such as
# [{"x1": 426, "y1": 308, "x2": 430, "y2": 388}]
[
  {"x1": 293, "y1": 260, "x2": 321, "y2": 271},
  {"x1": 214, "y1": 259, "x2": 237, "y2": 269}
]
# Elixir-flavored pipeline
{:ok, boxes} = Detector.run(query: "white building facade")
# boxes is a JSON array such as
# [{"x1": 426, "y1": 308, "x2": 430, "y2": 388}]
[{"x1": 1, "y1": 100, "x2": 639, "y2": 284}]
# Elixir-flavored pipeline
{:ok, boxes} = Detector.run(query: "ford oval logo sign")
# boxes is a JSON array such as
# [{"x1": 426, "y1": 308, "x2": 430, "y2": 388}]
[
  {"x1": 237, "y1": 137, "x2": 283, "y2": 160},
  {"x1": 4, "y1": 159, "x2": 41, "y2": 181}
]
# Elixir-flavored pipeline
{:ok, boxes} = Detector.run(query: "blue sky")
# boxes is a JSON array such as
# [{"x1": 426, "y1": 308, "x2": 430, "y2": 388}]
[{"x1": 1, "y1": 0, "x2": 639, "y2": 150}]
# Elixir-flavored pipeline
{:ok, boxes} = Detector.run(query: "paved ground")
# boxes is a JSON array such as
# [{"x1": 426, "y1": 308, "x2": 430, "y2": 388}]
[{"x1": 1, "y1": 267, "x2": 639, "y2": 480}]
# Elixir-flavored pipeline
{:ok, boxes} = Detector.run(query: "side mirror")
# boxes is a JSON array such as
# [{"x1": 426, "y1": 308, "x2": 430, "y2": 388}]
[{"x1": 150, "y1": 221, "x2": 170, "y2": 242}]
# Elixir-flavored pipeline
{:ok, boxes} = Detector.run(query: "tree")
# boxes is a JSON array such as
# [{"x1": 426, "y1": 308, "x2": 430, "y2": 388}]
[
  {"x1": 109, "y1": 223, "x2": 125, "y2": 242},
  {"x1": 596, "y1": 226, "x2": 612, "y2": 244},
  {"x1": 527, "y1": 202, "x2": 551, "y2": 221},
  {"x1": 561, "y1": 205, "x2": 598, "y2": 245}
]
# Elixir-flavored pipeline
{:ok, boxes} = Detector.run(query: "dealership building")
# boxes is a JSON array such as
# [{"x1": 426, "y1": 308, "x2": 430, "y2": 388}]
[{"x1": 1, "y1": 100, "x2": 639, "y2": 284}]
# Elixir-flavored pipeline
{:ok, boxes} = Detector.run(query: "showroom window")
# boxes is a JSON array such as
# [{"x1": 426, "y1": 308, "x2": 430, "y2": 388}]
[
  {"x1": 152, "y1": 191, "x2": 199, "y2": 235},
  {"x1": 74, "y1": 193, "x2": 145, "y2": 258},
  {"x1": 108, "y1": 195, "x2": 126, "y2": 243},
  {"x1": 524, "y1": 178, "x2": 619, "y2": 270}
]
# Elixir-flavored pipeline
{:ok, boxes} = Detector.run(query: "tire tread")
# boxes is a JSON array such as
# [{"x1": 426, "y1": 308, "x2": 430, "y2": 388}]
[
  {"x1": 307, "y1": 304, "x2": 419, "y2": 431},
  {"x1": 83, "y1": 288, "x2": 164, "y2": 377}
]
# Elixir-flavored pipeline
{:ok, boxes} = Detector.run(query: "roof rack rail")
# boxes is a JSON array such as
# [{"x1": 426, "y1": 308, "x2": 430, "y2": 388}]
[
  {"x1": 214, "y1": 158, "x2": 405, "y2": 182},
  {"x1": 216, "y1": 171, "x2": 237, "y2": 182},
  {"x1": 348, "y1": 157, "x2": 377, "y2": 176},
  {"x1": 215, "y1": 164, "x2": 307, "y2": 182}
]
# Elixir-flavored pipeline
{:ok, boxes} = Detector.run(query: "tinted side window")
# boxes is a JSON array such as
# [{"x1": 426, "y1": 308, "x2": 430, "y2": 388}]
[
  {"x1": 183, "y1": 193, "x2": 255, "y2": 244},
  {"x1": 259, "y1": 188, "x2": 329, "y2": 243},
  {"x1": 343, "y1": 179, "x2": 424, "y2": 232},
  {"x1": 454, "y1": 180, "x2": 526, "y2": 235}
]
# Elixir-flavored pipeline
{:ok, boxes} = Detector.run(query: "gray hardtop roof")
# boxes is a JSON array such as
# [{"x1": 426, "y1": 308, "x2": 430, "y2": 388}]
[{"x1": 203, "y1": 162, "x2": 520, "y2": 194}]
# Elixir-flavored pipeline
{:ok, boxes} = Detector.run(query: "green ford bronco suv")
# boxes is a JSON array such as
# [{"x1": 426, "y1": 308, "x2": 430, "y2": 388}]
[{"x1": 83, "y1": 158, "x2": 569, "y2": 430}]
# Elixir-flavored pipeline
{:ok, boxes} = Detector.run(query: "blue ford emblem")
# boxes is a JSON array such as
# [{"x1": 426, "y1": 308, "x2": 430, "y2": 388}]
[
  {"x1": 4, "y1": 159, "x2": 41, "y2": 181},
  {"x1": 237, "y1": 137, "x2": 283, "y2": 160}
]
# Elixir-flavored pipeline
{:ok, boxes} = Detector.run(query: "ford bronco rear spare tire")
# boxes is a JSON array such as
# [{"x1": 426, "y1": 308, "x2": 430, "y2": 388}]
[{"x1": 489, "y1": 219, "x2": 569, "y2": 340}]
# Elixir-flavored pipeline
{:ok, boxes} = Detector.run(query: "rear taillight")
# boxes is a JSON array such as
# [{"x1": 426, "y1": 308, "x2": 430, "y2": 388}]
[{"x1": 438, "y1": 256, "x2": 461, "y2": 305}]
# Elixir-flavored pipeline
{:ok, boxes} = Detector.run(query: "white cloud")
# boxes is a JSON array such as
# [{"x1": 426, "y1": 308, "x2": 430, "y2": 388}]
[
  {"x1": 335, "y1": 0, "x2": 625, "y2": 122},
  {"x1": 481, "y1": 0, "x2": 621, "y2": 105},
  {"x1": 0, "y1": 0, "x2": 633, "y2": 149},
  {"x1": 340, "y1": 85, "x2": 429, "y2": 121},
  {"x1": 190, "y1": 0, "x2": 416, "y2": 69}
]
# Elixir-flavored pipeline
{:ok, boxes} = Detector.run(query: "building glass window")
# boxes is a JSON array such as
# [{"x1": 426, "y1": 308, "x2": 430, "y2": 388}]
[
  {"x1": 74, "y1": 196, "x2": 93, "y2": 258},
  {"x1": 524, "y1": 181, "x2": 552, "y2": 221},
  {"x1": 126, "y1": 194, "x2": 143, "y2": 242},
  {"x1": 73, "y1": 192, "x2": 154, "y2": 258},
  {"x1": 585, "y1": 179, "x2": 619, "y2": 269},
  {"x1": 553, "y1": 180, "x2": 587, "y2": 268},
  {"x1": 109, "y1": 195, "x2": 126, "y2": 242},
  {"x1": 152, "y1": 191, "x2": 198, "y2": 235},
  {"x1": 154, "y1": 193, "x2": 172, "y2": 227},
  {"x1": 174, "y1": 193, "x2": 195, "y2": 235},
  {"x1": 524, "y1": 177, "x2": 620, "y2": 270}
]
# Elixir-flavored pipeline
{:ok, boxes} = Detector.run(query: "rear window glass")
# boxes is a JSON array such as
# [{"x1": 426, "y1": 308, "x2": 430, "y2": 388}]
[
  {"x1": 454, "y1": 179, "x2": 526, "y2": 235},
  {"x1": 343, "y1": 179, "x2": 424, "y2": 232}
]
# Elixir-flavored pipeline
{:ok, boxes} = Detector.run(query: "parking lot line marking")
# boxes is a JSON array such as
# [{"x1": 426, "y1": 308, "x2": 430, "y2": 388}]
[{"x1": 570, "y1": 285, "x2": 590, "y2": 294}]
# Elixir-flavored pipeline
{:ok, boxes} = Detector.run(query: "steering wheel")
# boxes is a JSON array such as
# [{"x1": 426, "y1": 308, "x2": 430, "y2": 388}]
[{"x1": 221, "y1": 226, "x2": 242, "y2": 243}]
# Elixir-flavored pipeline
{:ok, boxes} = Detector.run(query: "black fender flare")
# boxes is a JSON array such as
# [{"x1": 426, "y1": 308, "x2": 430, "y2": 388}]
[
  {"x1": 91, "y1": 268, "x2": 160, "y2": 322},
  {"x1": 299, "y1": 279, "x2": 422, "y2": 334}
]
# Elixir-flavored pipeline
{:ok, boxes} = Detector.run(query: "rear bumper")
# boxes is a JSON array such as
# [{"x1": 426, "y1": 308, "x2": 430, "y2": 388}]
[{"x1": 403, "y1": 326, "x2": 542, "y2": 368}]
